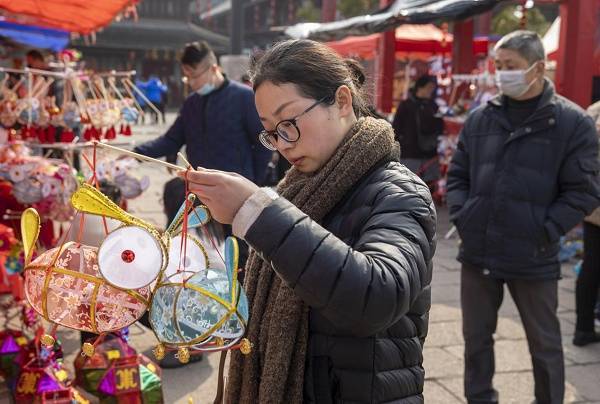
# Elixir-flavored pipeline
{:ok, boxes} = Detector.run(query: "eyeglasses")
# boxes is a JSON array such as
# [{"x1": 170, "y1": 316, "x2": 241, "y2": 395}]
[{"x1": 258, "y1": 97, "x2": 328, "y2": 151}]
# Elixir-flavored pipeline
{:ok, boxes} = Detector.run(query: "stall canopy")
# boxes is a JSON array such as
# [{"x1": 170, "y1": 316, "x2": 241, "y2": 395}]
[
  {"x1": 327, "y1": 24, "x2": 489, "y2": 59},
  {"x1": 0, "y1": 20, "x2": 69, "y2": 51},
  {"x1": 0, "y1": 0, "x2": 135, "y2": 34},
  {"x1": 286, "y1": 0, "x2": 505, "y2": 41}
]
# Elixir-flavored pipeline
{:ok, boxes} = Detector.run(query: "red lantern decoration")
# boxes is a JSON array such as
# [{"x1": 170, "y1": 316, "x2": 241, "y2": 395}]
[
  {"x1": 105, "y1": 126, "x2": 117, "y2": 140},
  {"x1": 60, "y1": 130, "x2": 75, "y2": 143}
]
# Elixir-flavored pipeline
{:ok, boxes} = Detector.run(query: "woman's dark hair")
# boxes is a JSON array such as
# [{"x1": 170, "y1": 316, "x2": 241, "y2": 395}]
[
  {"x1": 251, "y1": 40, "x2": 371, "y2": 117},
  {"x1": 181, "y1": 41, "x2": 217, "y2": 67}
]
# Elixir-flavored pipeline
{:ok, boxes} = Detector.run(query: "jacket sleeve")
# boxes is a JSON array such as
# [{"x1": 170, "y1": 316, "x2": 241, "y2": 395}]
[
  {"x1": 446, "y1": 123, "x2": 471, "y2": 221},
  {"x1": 242, "y1": 180, "x2": 436, "y2": 337},
  {"x1": 133, "y1": 112, "x2": 185, "y2": 158},
  {"x1": 241, "y1": 90, "x2": 271, "y2": 184},
  {"x1": 544, "y1": 115, "x2": 600, "y2": 242}
]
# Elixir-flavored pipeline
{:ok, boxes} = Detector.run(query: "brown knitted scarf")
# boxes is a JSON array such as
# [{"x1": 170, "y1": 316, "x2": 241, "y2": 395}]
[{"x1": 225, "y1": 117, "x2": 399, "y2": 404}]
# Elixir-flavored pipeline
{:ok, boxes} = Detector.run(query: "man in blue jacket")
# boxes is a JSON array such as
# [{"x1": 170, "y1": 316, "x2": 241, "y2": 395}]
[
  {"x1": 132, "y1": 41, "x2": 270, "y2": 367},
  {"x1": 447, "y1": 31, "x2": 600, "y2": 404},
  {"x1": 134, "y1": 41, "x2": 271, "y2": 185}
]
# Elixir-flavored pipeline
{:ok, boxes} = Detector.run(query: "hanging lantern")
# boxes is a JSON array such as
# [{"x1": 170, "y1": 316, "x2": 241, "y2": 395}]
[
  {"x1": 21, "y1": 183, "x2": 168, "y2": 340},
  {"x1": 149, "y1": 237, "x2": 250, "y2": 362}
]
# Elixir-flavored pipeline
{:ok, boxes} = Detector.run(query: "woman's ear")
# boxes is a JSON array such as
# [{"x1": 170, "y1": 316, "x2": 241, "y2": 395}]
[{"x1": 335, "y1": 85, "x2": 354, "y2": 118}]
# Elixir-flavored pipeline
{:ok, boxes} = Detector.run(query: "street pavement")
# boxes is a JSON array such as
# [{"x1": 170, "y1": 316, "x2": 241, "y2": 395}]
[{"x1": 8, "y1": 114, "x2": 600, "y2": 403}]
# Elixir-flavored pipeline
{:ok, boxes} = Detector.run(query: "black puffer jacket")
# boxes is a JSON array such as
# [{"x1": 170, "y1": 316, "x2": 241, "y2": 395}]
[
  {"x1": 447, "y1": 80, "x2": 600, "y2": 279},
  {"x1": 244, "y1": 161, "x2": 436, "y2": 403}
]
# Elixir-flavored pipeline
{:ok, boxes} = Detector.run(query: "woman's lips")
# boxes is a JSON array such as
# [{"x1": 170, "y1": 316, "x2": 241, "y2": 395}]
[{"x1": 289, "y1": 157, "x2": 304, "y2": 166}]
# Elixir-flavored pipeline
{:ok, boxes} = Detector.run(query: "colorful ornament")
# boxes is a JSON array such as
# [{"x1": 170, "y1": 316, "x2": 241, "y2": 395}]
[
  {"x1": 149, "y1": 236, "x2": 249, "y2": 358},
  {"x1": 0, "y1": 330, "x2": 30, "y2": 382},
  {"x1": 74, "y1": 334, "x2": 163, "y2": 403},
  {"x1": 21, "y1": 183, "x2": 165, "y2": 335},
  {"x1": 13, "y1": 356, "x2": 68, "y2": 402}
]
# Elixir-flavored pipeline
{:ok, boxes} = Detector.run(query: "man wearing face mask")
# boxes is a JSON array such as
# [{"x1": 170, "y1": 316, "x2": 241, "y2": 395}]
[
  {"x1": 447, "y1": 31, "x2": 600, "y2": 404},
  {"x1": 133, "y1": 41, "x2": 271, "y2": 185}
]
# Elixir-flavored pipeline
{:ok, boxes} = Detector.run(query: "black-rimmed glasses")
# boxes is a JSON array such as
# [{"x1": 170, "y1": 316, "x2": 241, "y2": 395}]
[{"x1": 258, "y1": 97, "x2": 327, "y2": 151}]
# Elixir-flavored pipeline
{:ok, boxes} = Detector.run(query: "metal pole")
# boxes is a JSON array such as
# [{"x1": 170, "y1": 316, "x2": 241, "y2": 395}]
[{"x1": 231, "y1": 0, "x2": 244, "y2": 54}]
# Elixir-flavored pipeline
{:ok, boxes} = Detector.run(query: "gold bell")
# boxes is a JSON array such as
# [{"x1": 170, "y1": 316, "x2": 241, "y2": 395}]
[
  {"x1": 153, "y1": 344, "x2": 166, "y2": 361},
  {"x1": 82, "y1": 342, "x2": 95, "y2": 357},
  {"x1": 240, "y1": 338, "x2": 252, "y2": 355},
  {"x1": 215, "y1": 337, "x2": 224, "y2": 347},
  {"x1": 41, "y1": 334, "x2": 55, "y2": 347},
  {"x1": 176, "y1": 347, "x2": 190, "y2": 364}
]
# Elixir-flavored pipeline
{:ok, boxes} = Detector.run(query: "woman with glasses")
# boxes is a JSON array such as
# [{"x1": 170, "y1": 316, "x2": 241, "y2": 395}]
[{"x1": 181, "y1": 39, "x2": 436, "y2": 403}]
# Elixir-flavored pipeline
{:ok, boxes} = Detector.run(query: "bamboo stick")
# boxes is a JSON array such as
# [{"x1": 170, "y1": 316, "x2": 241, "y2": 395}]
[
  {"x1": 93, "y1": 141, "x2": 186, "y2": 171},
  {"x1": 177, "y1": 152, "x2": 193, "y2": 169}
]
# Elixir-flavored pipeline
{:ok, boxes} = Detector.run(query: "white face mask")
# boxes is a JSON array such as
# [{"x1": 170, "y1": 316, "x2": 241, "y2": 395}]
[
  {"x1": 495, "y1": 63, "x2": 539, "y2": 98},
  {"x1": 197, "y1": 82, "x2": 215, "y2": 96}
]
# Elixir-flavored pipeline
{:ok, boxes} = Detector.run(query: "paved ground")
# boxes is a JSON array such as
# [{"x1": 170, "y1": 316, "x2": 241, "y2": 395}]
[{"x1": 8, "y1": 115, "x2": 600, "y2": 403}]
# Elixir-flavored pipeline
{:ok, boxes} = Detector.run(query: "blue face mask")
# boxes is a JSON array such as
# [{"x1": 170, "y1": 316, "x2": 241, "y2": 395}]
[{"x1": 197, "y1": 83, "x2": 215, "y2": 96}]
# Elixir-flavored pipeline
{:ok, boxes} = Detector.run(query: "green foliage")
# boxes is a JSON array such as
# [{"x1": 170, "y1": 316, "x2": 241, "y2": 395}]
[
  {"x1": 296, "y1": 0, "x2": 321, "y2": 22},
  {"x1": 338, "y1": 0, "x2": 379, "y2": 19},
  {"x1": 492, "y1": 5, "x2": 551, "y2": 37}
]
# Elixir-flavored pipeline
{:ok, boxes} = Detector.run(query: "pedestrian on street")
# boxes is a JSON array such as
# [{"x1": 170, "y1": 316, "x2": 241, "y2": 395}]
[
  {"x1": 133, "y1": 40, "x2": 272, "y2": 257},
  {"x1": 447, "y1": 31, "x2": 600, "y2": 404},
  {"x1": 392, "y1": 74, "x2": 444, "y2": 185},
  {"x1": 573, "y1": 100, "x2": 600, "y2": 346},
  {"x1": 180, "y1": 39, "x2": 436, "y2": 403},
  {"x1": 144, "y1": 75, "x2": 168, "y2": 124},
  {"x1": 134, "y1": 41, "x2": 270, "y2": 184}
]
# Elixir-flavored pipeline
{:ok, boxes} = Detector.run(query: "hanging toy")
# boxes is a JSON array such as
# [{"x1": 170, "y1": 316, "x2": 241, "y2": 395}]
[
  {"x1": 34, "y1": 163, "x2": 78, "y2": 222},
  {"x1": 21, "y1": 182, "x2": 169, "y2": 344},
  {"x1": 62, "y1": 101, "x2": 81, "y2": 130},
  {"x1": 121, "y1": 105, "x2": 138, "y2": 124},
  {"x1": 85, "y1": 142, "x2": 253, "y2": 362},
  {"x1": 6, "y1": 158, "x2": 44, "y2": 205},
  {"x1": 109, "y1": 158, "x2": 150, "y2": 200},
  {"x1": 161, "y1": 195, "x2": 210, "y2": 283},
  {"x1": 149, "y1": 194, "x2": 250, "y2": 362}
]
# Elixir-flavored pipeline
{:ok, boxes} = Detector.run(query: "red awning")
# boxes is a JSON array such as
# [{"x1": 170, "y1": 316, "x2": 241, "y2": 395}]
[
  {"x1": 0, "y1": 0, "x2": 136, "y2": 34},
  {"x1": 327, "y1": 24, "x2": 489, "y2": 60}
]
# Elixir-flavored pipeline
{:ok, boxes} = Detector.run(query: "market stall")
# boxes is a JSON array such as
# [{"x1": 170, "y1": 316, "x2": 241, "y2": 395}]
[
  {"x1": 327, "y1": 24, "x2": 489, "y2": 60},
  {"x1": 0, "y1": 2, "x2": 188, "y2": 401}
]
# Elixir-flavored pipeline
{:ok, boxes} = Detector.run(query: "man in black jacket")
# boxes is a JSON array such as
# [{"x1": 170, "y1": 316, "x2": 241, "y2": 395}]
[{"x1": 447, "y1": 31, "x2": 600, "y2": 404}]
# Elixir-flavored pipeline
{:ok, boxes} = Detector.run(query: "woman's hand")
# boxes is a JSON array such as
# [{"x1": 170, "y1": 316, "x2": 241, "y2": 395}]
[{"x1": 177, "y1": 168, "x2": 259, "y2": 224}]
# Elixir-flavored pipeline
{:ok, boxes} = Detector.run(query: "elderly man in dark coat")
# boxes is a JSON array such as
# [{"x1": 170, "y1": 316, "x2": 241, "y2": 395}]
[{"x1": 447, "y1": 31, "x2": 600, "y2": 404}]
